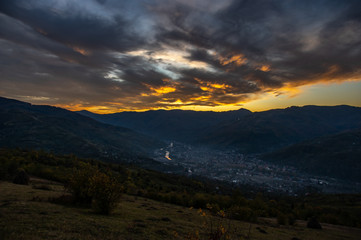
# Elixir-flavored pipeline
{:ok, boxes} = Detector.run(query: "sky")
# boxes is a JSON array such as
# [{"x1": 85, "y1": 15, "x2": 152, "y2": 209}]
[{"x1": 0, "y1": 0, "x2": 360, "y2": 113}]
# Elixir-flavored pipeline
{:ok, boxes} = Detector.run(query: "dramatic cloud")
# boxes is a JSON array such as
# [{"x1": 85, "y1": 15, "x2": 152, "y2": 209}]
[{"x1": 0, "y1": 0, "x2": 360, "y2": 112}]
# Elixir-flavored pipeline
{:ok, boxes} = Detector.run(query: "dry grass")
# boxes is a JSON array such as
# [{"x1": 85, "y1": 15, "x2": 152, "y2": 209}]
[{"x1": 1, "y1": 180, "x2": 360, "y2": 240}]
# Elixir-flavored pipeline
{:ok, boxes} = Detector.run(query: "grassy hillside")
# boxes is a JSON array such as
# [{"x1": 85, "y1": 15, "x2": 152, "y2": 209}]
[{"x1": 1, "y1": 180, "x2": 361, "y2": 240}]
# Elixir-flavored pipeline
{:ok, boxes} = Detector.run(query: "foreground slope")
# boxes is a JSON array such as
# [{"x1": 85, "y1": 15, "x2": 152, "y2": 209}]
[
  {"x1": 0, "y1": 97, "x2": 161, "y2": 162},
  {"x1": 263, "y1": 129, "x2": 361, "y2": 182},
  {"x1": 1, "y1": 180, "x2": 361, "y2": 240}
]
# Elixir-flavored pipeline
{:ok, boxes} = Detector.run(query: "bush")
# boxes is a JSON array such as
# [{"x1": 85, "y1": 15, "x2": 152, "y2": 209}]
[
  {"x1": 184, "y1": 209, "x2": 246, "y2": 240},
  {"x1": 67, "y1": 165, "x2": 96, "y2": 204},
  {"x1": 67, "y1": 164, "x2": 123, "y2": 214},
  {"x1": 13, "y1": 169, "x2": 29, "y2": 185},
  {"x1": 90, "y1": 171, "x2": 123, "y2": 214},
  {"x1": 0, "y1": 159, "x2": 20, "y2": 180},
  {"x1": 206, "y1": 203, "x2": 221, "y2": 215}
]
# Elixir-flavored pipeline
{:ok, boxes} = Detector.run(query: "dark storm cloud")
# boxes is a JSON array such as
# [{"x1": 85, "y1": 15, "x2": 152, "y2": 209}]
[
  {"x1": 186, "y1": 0, "x2": 361, "y2": 86},
  {"x1": 0, "y1": 0, "x2": 155, "y2": 52},
  {"x1": 0, "y1": 0, "x2": 361, "y2": 111}
]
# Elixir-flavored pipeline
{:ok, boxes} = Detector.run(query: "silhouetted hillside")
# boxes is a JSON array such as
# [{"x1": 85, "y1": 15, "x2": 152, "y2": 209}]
[
  {"x1": 0, "y1": 97, "x2": 162, "y2": 163},
  {"x1": 78, "y1": 108, "x2": 252, "y2": 142},
  {"x1": 263, "y1": 129, "x2": 361, "y2": 181},
  {"x1": 80, "y1": 105, "x2": 361, "y2": 153},
  {"x1": 197, "y1": 105, "x2": 361, "y2": 152}
]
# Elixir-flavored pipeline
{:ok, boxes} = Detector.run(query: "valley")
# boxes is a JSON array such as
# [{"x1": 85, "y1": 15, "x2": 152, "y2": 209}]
[
  {"x1": 153, "y1": 142, "x2": 361, "y2": 194},
  {"x1": 2, "y1": 97, "x2": 360, "y2": 195}
]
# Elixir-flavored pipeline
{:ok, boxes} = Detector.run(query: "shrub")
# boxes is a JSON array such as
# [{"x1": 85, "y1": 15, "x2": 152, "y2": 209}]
[
  {"x1": 13, "y1": 169, "x2": 29, "y2": 185},
  {"x1": 187, "y1": 209, "x2": 230, "y2": 240},
  {"x1": 206, "y1": 203, "x2": 221, "y2": 215},
  {"x1": 66, "y1": 165, "x2": 96, "y2": 204},
  {"x1": 66, "y1": 164, "x2": 123, "y2": 214},
  {"x1": 0, "y1": 159, "x2": 20, "y2": 180},
  {"x1": 89, "y1": 171, "x2": 123, "y2": 214}
]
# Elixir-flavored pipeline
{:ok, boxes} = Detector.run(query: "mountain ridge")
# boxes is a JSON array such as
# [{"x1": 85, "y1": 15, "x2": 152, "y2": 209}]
[
  {"x1": 78, "y1": 104, "x2": 361, "y2": 153},
  {"x1": 0, "y1": 96, "x2": 162, "y2": 163},
  {"x1": 263, "y1": 128, "x2": 361, "y2": 182},
  {"x1": 78, "y1": 107, "x2": 253, "y2": 142}
]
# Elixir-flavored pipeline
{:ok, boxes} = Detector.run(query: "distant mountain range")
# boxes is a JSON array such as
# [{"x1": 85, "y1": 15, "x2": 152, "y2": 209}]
[
  {"x1": 263, "y1": 128, "x2": 361, "y2": 182},
  {"x1": 2, "y1": 96, "x2": 361, "y2": 182},
  {"x1": 78, "y1": 104, "x2": 361, "y2": 182},
  {"x1": 78, "y1": 108, "x2": 252, "y2": 143},
  {"x1": 79, "y1": 105, "x2": 361, "y2": 153},
  {"x1": 196, "y1": 105, "x2": 361, "y2": 152},
  {"x1": 0, "y1": 97, "x2": 162, "y2": 163}
]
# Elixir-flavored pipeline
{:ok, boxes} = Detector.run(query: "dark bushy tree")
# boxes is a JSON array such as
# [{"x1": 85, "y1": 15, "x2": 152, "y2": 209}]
[
  {"x1": 67, "y1": 164, "x2": 96, "y2": 204},
  {"x1": 90, "y1": 171, "x2": 123, "y2": 214},
  {"x1": 67, "y1": 164, "x2": 122, "y2": 214},
  {"x1": 13, "y1": 169, "x2": 29, "y2": 185}
]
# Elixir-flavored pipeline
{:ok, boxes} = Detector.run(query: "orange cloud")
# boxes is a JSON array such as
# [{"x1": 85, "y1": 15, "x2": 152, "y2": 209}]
[
  {"x1": 220, "y1": 54, "x2": 247, "y2": 66},
  {"x1": 190, "y1": 95, "x2": 212, "y2": 101},
  {"x1": 72, "y1": 46, "x2": 91, "y2": 56},
  {"x1": 195, "y1": 77, "x2": 231, "y2": 93},
  {"x1": 55, "y1": 103, "x2": 116, "y2": 114},
  {"x1": 270, "y1": 84, "x2": 302, "y2": 98},
  {"x1": 258, "y1": 65, "x2": 271, "y2": 72},
  {"x1": 143, "y1": 79, "x2": 178, "y2": 96},
  {"x1": 264, "y1": 65, "x2": 360, "y2": 99},
  {"x1": 319, "y1": 64, "x2": 341, "y2": 81},
  {"x1": 286, "y1": 64, "x2": 361, "y2": 89},
  {"x1": 150, "y1": 86, "x2": 177, "y2": 95}
]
